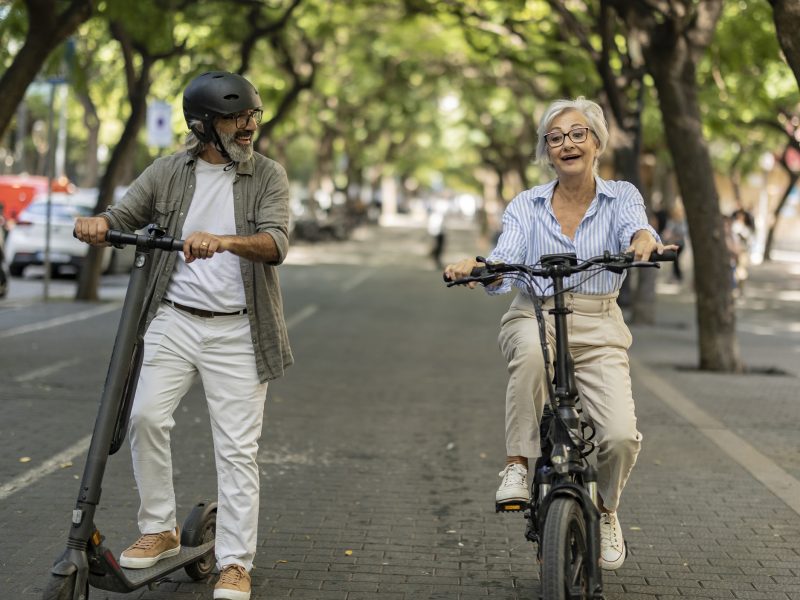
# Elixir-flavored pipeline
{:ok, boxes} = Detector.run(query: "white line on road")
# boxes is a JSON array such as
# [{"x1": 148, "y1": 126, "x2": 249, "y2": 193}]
[
  {"x1": 0, "y1": 303, "x2": 122, "y2": 339},
  {"x1": 285, "y1": 304, "x2": 318, "y2": 329},
  {"x1": 0, "y1": 435, "x2": 91, "y2": 501},
  {"x1": 341, "y1": 271, "x2": 373, "y2": 293},
  {"x1": 14, "y1": 357, "x2": 83, "y2": 383},
  {"x1": 632, "y1": 357, "x2": 800, "y2": 517},
  {"x1": 0, "y1": 304, "x2": 320, "y2": 502}
]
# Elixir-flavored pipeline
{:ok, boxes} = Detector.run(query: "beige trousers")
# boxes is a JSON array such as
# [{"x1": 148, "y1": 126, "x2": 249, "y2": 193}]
[{"x1": 498, "y1": 292, "x2": 642, "y2": 511}]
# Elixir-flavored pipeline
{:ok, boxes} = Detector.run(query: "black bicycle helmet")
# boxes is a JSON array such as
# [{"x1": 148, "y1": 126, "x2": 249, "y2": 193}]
[{"x1": 183, "y1": 71, "x2": 261, "y2": 144}]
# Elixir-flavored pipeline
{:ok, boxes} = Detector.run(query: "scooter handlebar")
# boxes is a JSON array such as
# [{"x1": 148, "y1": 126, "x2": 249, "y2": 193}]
[{"x1": 105, "y1": 230, "x2": 185, "y2": 251}]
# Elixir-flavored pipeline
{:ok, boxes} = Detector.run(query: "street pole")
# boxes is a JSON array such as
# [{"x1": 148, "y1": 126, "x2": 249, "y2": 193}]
[{"x1": 43, "y1": 81, "x2": 57, "y2": 302}]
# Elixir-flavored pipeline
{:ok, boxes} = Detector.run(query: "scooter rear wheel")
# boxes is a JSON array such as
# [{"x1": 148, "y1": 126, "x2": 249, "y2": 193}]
[
  {"x1": 42, "y1": 572, "x2": 86, "y2": 600},
  {"x1": 181, "y1": 502, "x2": 217, "y2": 580}
]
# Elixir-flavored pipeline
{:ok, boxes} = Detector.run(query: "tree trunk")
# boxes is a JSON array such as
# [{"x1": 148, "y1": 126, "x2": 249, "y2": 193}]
[
  {"x1": 763, "y1": 170, "x2": 798, "y2": 261},
  {"x1": 644, "y1": 28, "x2": 742, "y2": 371},
  {"x1": 0, "y1": 0, "x2": 93, "y2": 140},
  {"x1": 769, "y1": 0, "x2": 800, "y2": 90},
  {"x1": 77, "y1": 92, "x2": 100, "y2": 187},
  {"x1": 75, "y1": 59, "x2": 153, "y2": 301}
]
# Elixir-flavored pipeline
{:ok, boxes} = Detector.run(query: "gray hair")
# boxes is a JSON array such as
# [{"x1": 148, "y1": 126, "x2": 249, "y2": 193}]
[
  {"x1": 534, "y1": 96, "x2": 609, "y2": 174},
  {"x1": 185, "y1": 120, "x2": 206, "y2": 157}
]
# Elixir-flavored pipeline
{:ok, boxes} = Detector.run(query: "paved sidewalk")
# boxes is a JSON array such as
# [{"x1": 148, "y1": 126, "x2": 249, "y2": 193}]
[{"x1": 3, "y1": 220, "x2": 798, "y2": 600}]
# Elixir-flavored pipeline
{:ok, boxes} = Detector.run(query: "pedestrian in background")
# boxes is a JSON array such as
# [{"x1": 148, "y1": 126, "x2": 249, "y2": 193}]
[
  {"x1": 445, "y1": 96, "x2": 676, "y2": 572},
  {"x1": 428, "y1": 201, "x2": 447, "y2": 269},
  {"x1": 661, "y1": 203, "x2": 687, "y2": 283},
  {"x1": 74, "y1": 71, "x2": 293, "y2": 600}
]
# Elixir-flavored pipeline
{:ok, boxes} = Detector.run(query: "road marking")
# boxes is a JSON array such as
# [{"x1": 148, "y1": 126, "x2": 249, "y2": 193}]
[
  {"x1": 341, "y1": 271, "x2": 373, "y2": 293},
  {"x1": 14, "y1": 357, "x2": 82, "y2": 382},
  {"x1": 632, "y1": 357, "x2": 800, "y2": 517},
  {"x1": 0, "y1": 303, "x2": 122, "y2": 339},
  {"x1": 0, "y1": 303, "x2": 319, "y2": 501},
  {"x1": 0, "y1": 435, "x2": 91, "y2": 501},
  {"x1": 285, "y1": 304, "x2": 318, "y2": 329}
]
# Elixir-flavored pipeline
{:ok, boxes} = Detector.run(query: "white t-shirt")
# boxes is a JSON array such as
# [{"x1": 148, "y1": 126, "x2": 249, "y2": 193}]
[{"x1": 165, "y1": 158, "x2": 246, "y2": 312}]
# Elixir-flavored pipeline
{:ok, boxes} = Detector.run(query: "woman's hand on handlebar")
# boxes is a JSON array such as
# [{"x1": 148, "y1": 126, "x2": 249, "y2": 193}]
[
  {"x1": 444, "y1": 257, "x2": 483, "y2": 289},
  {"x1": 627, "y1": 229, "x2": 680, "y2": 261},
  {"x1": 183, "y1": 231, "x2": 229, "y2": 263},
  {"x1": 74, "y1": 216, "x2": 111, "y2": 246}
]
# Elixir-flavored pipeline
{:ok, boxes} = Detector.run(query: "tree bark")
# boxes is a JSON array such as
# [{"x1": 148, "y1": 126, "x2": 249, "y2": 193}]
[
  {"x1": 639, "y1": 4, "x2": 741, "y2": 371},
  {"x1": 77, "y1": 92, "x2": 100, "y2": 187},
  {"x1": 0, "y1": 0, "x2": 93, "y2": 140},
  {"x1": 75, "y1": 26, "x2": 155, "y2": 301},
  {"x1": 763, "y1": 169, "x2": 798, "y2": 261},
  {"x1": 769, "y1": 0, "x2": 800, "y2": 90}
]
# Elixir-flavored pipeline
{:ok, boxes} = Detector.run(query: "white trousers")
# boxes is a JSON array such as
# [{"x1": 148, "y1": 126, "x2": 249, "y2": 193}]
[
  {"x1": 498, "y1": 292, "x2": 642, "y2": 511},
  {"x1": 129, "y1": 303, "x2": 268, "y2": 570}
]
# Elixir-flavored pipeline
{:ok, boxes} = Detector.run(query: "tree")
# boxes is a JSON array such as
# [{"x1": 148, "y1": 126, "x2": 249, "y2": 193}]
[
  {"x1": 0, "y1": 0, "x2": 93, "y2": 141},
  {"x1": 612, "y1": 0, "x2": 742, "y2": 372},
  {"x1": 768, "y1": 0, "x2": 800, "y2": 90},
  {"x1": 76, "y1": 3, "x2": 186, "y2": 300}
]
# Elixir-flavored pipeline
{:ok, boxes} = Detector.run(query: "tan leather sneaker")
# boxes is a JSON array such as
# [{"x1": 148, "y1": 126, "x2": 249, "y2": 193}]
[
  {"x1": 214, "y1": 564, "x2": 251, "y2": 600},
  {"x1": 119, "y1": 527, "x2": 180, "y2": 569}
]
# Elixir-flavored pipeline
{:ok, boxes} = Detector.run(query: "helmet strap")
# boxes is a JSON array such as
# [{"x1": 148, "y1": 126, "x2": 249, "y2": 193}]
[{"x1": 210, "y1": 127, "x2": 232, "y2": 162}]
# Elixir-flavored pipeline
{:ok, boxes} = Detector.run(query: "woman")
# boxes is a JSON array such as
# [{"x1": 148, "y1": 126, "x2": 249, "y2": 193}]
[{"x1": 444, "y1": 97, "x2": 676, "y2": 570}]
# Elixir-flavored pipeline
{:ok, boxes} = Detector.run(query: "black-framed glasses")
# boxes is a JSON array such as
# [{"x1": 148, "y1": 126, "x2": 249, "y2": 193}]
[
  {"x1": 220, "y1": 109, "x2": 263, "y2": 129},
  {"x1": 544, "y1": 127, "x2": 591, "y2": 148}
]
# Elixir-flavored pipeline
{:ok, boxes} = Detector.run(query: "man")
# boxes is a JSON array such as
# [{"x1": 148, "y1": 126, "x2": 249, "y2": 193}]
[{"x1": 75, "y1": 70, "x2": 293, "y2": 600}]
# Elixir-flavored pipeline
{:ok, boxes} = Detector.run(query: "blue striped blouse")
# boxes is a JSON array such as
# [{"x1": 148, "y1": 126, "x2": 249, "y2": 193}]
[{"x1": 486, "y1": 176, "x2": 659, "y2": 296}]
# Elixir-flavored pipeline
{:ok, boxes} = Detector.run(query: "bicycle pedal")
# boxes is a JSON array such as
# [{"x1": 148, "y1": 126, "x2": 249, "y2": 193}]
[{"x1": 496, "y1": 500, "x2": 527, "y2": 513}]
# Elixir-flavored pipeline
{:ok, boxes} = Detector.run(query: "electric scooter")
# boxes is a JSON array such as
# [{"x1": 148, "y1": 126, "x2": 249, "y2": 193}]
[{"x1": 43, "y1": 225, "x2": 217, "y2": 600}]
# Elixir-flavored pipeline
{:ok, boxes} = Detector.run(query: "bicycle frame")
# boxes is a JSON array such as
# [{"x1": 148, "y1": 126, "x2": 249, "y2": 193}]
[
  {"x1": 446, "y1": 249, "x2": 674, "y2": 600},
  {"x1": 519, "y1": 253, "x2": 604, "y2": 599}
]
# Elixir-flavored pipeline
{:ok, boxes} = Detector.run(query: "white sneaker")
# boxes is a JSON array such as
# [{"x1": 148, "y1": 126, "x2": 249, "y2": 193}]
[
  {"x1": 599, "y1": 511, "x2": 626, "y2": 570},
  {"x1": 495, "y1": 463, "x2": 529, "y2": 503}
]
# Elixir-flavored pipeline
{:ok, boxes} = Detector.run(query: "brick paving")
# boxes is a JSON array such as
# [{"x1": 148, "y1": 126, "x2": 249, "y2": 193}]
[{"x1": 1, "y1": 220, "x2": 798, "y2": 599}]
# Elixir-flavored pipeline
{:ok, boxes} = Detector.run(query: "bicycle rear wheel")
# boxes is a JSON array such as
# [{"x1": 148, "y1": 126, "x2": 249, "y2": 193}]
[{"x1": 541, "y1": 496, "x2": 590, "y2": 600}]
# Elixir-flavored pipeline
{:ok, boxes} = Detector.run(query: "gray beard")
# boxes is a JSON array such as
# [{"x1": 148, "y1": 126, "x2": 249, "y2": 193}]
[{"x1": 217, "y1": 129, "x2": 253, "y2": 163}]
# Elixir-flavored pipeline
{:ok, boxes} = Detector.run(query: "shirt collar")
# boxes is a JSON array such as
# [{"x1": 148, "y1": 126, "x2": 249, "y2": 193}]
[
  {"x1": 185, "y1": 151, "x2": 254, "y2": 175},
  {"x1": 534, "y1": 175, "x2": 616, "y2": 201}
]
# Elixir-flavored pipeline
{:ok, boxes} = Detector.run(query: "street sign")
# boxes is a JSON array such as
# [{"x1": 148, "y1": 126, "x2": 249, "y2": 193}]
[{"x1": 147, "y1": 100, "x2": 173, "y2": 148}]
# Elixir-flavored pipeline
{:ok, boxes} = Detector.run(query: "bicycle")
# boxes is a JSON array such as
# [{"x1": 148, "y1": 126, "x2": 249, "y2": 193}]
[{"x1": 446, "y1": 250, "x2": 675, "y2": 600}]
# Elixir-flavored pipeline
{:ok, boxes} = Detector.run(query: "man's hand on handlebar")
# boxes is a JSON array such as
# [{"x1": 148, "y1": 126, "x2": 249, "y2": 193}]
[
  {"x1": 74, "y1": 216, "x2": 111, "y2": 247},
  {"x1": 183, "y1": 231, "x2": 229, "y2": 263},
  {"x1": 628, "y1": 229, "x2": 680, "y2": 262}
]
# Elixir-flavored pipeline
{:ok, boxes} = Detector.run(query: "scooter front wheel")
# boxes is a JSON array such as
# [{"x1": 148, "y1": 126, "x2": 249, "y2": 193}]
[
  {"x1": 181, "y1": 501, "x2": 217, "y2": 580},
  {"x1": 42, "y1": 572, "x2": 87, "y2": 600}
]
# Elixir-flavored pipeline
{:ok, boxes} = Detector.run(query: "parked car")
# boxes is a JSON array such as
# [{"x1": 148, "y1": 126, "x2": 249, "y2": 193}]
[
  {"x1": 0, "y1": 234, "x2": 8, "y2": 297},
  {"x1": 4, "y1": 189, "x2": 135, "y2": 277},
  {"x1": 0, "y1": 174, "x2": 73, "y2": 225}
]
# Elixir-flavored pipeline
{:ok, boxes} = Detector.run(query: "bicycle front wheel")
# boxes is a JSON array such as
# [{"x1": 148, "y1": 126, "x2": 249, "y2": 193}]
[{"x1": 540, "y1": 496, "x2": 590, "y2": 600}]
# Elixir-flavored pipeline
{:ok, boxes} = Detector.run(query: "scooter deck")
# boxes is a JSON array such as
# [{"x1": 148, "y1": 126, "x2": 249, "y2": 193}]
[{"x1": 90, "y1": 541, "x2": 215, "y2": 591}]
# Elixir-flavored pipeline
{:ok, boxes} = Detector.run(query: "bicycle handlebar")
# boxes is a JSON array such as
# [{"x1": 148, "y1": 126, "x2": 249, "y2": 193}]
[{"x1": 444, "y1": 249, "x2": 677, "y2": 287}]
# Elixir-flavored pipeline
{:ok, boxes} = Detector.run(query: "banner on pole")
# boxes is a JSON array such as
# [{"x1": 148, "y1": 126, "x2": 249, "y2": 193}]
[{"x1": 147, "y1": 101, "x2": 173, "y2": 148}]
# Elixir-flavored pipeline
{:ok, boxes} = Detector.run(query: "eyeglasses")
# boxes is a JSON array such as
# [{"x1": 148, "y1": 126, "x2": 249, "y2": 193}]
[
  {"x1": 220, "y1": 109, "x2": 263, "y2": 129},
  {"x1": 544, "y1": 127, "x2": 591, "y2": 148}
]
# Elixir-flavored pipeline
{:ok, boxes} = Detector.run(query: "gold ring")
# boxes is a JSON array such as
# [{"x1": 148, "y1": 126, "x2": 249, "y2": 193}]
[{"x1": 201, "y1": 242, "x2": 208, "y2": 246}]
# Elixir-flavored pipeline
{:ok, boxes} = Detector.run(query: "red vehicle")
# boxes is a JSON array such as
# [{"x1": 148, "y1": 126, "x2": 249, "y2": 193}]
[{"x1": 0, "y1": 174, "x2": 74, "y2": 226}]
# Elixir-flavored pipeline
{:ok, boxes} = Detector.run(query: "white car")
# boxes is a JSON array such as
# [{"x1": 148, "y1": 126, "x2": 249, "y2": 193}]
[{"x1": 5, "y1": 189, "x2": 134, "y2": 277}]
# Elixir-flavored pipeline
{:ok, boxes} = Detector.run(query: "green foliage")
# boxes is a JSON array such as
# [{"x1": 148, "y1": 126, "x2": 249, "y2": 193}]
[
  {"x1": 700, "y1": 0, "x2": 800, "y2": 172},
  {"x1": 1, "y1": 0, "x2": 796, "y2": 197}
]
